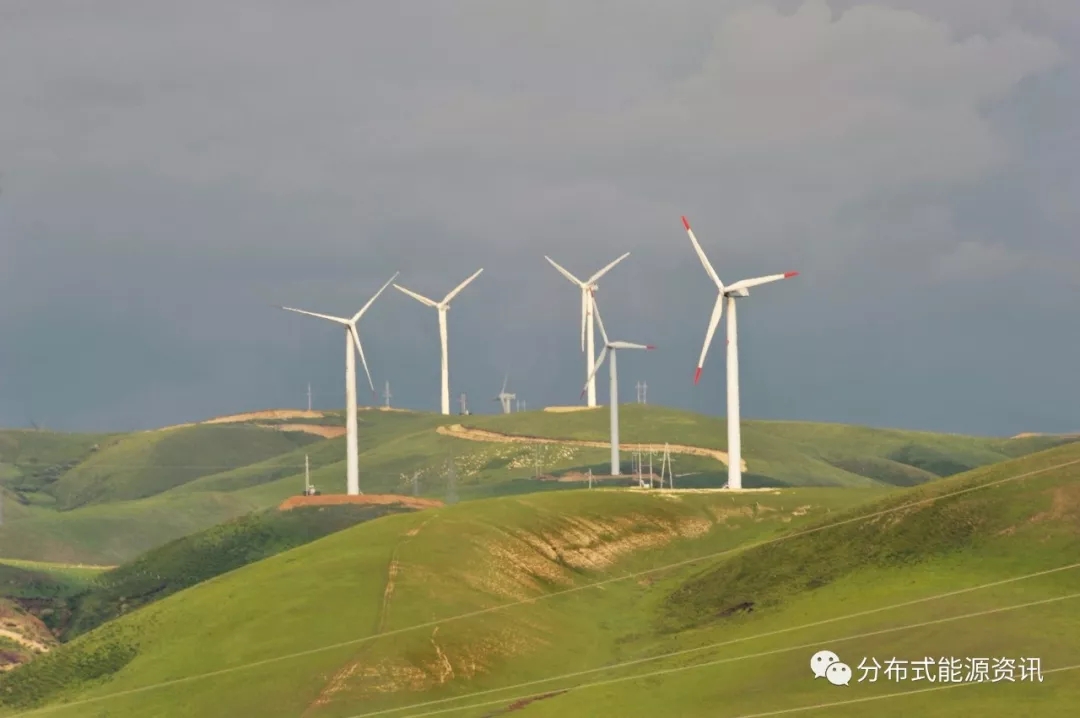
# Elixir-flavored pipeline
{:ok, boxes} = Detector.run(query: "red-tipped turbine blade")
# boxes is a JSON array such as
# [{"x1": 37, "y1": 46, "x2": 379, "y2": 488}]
[
  {"x1": 694, "y1": 367, "x2": 703, "y2": 384},
  {"x1": 784, "y1": 271, "x2": 799, "y2": 278},
  {"x1": 646, "y1": 345, "x2": 656, "y2": 350},
  {"x1": 681, "y1": 216, "x2": 691, "y2": 230}
]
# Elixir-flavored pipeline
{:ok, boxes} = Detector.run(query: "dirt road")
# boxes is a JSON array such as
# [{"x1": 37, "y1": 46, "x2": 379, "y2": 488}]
[{"x1": 436, "y1": 424, "x2": 748, "y2": 472}]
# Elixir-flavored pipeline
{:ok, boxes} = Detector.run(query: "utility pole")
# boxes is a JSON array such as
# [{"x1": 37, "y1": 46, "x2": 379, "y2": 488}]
[
  {"x1": 304, "y1": 454, "x2": 311, "y2": 494},
  {"x1": 588, "y1": 468, "x2": 593, "y2": 489},
  {"x1": 660, "y1": 443, "x2": 674, "y2": 489},
  {"x1": 648, "y1": 447, "x2": 654, "y2": 489},
  {"x1": 307, "y1": 382, "x2": 313, "y2": 412},
  {"x1": 642, "y1": 381, "x2": 647, "y2": 405},
  {"x1": 383, "y1": 380, "x2": 392, "y2": 409}
]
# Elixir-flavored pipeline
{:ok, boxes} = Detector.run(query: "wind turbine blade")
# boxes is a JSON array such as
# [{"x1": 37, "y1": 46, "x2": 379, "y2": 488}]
[
  {"x1": 695, "y1": 295, "x2": 724, "y2": 384},
  {"x1": 590, "y1": 295, "x2": 610, "y2": 346},
  {"x1": 609, "y1": 341, "x2": 655, "y2": 350},
  {"x1": 352, "y1": 272, "x2": 400, "y2": 322},
  {"x1": 349, "y1": 325, "x2": 376, "y2": 394},
  {"x1": 393, "y1": 284, "x2": 439, "y2": 307},
  {"x1": 682, "y1": 216, "x2": 725, "y2": 291},
  {"x1": 280, "y1": 307, "x2": 350, "y2": 325},
  {"x1": 544, "y1": 256, "x2": 585, "y2": 287},
  {"x1": 501, "y1": 374, "x2": 508, "y2": 393},
  {"x1": 442, "y1": 268, "x2": 483, "y2": 305},
  {"x1": 586, "y1": 252, "x2": 630, "y2": 284},
  {"x1": 725, "y1": 271, "x2": 799, "y2": 293},
  {"x1": 581, "y1": 346, "x2": 609, "y2": 397}
]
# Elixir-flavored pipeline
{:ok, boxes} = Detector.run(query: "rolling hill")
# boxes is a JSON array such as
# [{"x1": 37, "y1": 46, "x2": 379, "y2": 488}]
[
  {"x1": 0, "y1": 406, "x2": 1075, "y2": 566},
  {"x1": 1, "y1": 441, "x2": 1077, "y2": 717}
]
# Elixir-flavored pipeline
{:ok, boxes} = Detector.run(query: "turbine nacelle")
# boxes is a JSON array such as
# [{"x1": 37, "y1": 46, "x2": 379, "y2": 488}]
[
  {"x1": 681, "y1": 215, "x2": 798, "y2": 383},
  {"x1": 545, "y1": 253, "x2": 630, "y2": 353},
  {"x1": 580, "y1": 295, "x2": 654, "y2": 397},
  {"x1": 280, "y1": 271, "x2": 399, "y2": 394}
]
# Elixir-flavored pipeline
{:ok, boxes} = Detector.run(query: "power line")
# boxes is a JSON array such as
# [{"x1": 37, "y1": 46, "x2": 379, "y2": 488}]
[
  {"x1": 390, "y1": 593, "x2": 1080, "y2": 718},
  {"x1": 342, "y1": 561, "x2": 1080, "y2": 718},
  {"x1": 11, "y1": 457, "x2": 1078, "y2": 714}
]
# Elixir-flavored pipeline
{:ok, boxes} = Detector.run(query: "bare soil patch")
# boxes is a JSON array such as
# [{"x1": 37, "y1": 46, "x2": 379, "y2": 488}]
[
  {"x1": 278, "y1": 494, "x2": 444, "y2": 511},
  {"x1": 253, "y1": 422, "x2": 346, "y2": 438}
]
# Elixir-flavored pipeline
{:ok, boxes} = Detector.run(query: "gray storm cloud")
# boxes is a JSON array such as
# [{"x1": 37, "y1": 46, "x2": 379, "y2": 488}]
[{"x1": 0, "y1": 0, "x2": 1077, "y2": 434}]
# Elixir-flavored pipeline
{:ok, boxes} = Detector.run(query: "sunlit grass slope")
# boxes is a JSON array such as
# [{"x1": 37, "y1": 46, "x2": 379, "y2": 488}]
[
  {"x1": 463, "y1": 404, "x2": 1075, "y2": 486},
  {"x1": 1, "y1": 406, "x2": 1072, "y2": 566},
  {"x1": 61, "y1": 503, "x2": 421, "y2": 640},
  {"x1": 3, "y1": 443, "x2": 1077, "y2": 717},
  {"x1": 0, "y1": 486, "x2": 885, "y2": 716},
  {"x1": 49, "y1": 425, "x2": 321, "y2": 509}
]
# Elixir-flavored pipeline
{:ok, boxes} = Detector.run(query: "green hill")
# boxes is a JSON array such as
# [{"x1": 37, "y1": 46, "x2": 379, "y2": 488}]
[
  {"x1": 49, "y1": 424, "x2": 322, "y2": 509},
  {"x1": 61, "y1": 503, "x2": 422, "y2": 640},
  {"x1": 459, "y1": 405, "x2": 1075, "y2": 486},
  {"x1": 1, "y1": 406, "x2": 1074, "y2": 567},
  {"x1": 2, "y1": 441, "x2": 1079, "y2": 716}
]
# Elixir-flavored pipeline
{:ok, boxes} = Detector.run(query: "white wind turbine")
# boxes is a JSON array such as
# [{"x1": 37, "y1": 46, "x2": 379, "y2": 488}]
[
  {"x1": 544, "y1": 253, "x2": 630, "y2": 407},
  {"x1": 581, "y1": 295, "x2": 654, "y2": 476},
  {"x1": 682, "y1": 215, "x2": 798, "y2": 490},
  {"x1": 394, "y1": 269, "x2": 483, "y2": 415},
  {"x1": 494, "y1": 375, "x2": 516, "y2": 414},
  {"x1": 281, "y1": 272, "x2": 398, "y2": 496}
]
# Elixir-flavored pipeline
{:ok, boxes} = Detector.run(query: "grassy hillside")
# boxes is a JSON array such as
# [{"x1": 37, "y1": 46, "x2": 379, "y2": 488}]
[
  {"x1": 1, "y1": 406, "x2": 1074, "y2": 566},
  {"x1": 0, "y1": 561, "x2": 102, "y2": 672},
  {"x1": 0, "y1": 430, "x2": 120, "y2": 507},
  {"x1": 3, "y1": 442, "x2": 1077, "y2": 716},
  {"x1": 461, "y1": 405, "x2": 1076, "y2": 486},
  {"x1": 49, "y1": 425, "x2": 322, "y2": 509},
  {"x1": 0, "y1": 486, "x2": 885, "y2": 715},
  {"x1": 62, "y1": 503, "x2": 421, "y2": 640}
]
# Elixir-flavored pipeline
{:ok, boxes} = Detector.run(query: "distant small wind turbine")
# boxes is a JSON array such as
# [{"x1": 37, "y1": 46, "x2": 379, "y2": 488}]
[
  {"x1": 494, "y1": 375, "x2": 516, "y2": 414},
  {"x1": 682, "y1": 215, "x2": 798, "y2": 491},
  {"x1": 281, "y1": 272, "x2": 398, "y2": 495},
  {"x1": 394, "y1": 269, "x2": 483, "y2": 415},
  {"x1": 544, "y1": 253, "x2": 630, "y2": 407},
  {"x1": 581, "y1": 295, "x2": 654, "y2": 476}
]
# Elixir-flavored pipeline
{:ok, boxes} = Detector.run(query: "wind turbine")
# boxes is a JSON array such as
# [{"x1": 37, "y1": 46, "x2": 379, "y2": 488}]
[
  {"x1": 544, "y1": 253, "x2": 630, "y2": 407},
  {"x1": 281, "y1": 272, "x2": 399, "y2": 495},
  {"x1": 581, "y1": 295, "x2": 654, "y2": 476},
  {"x1": 494, "y1": 375, "x2": 516, "y2": 414},
  {"x1": 394, "y1": 269, "x2": 483, "y2": 415},
  {"x1": 682, "y1": 215, "x2": 798, "y2": 490}
]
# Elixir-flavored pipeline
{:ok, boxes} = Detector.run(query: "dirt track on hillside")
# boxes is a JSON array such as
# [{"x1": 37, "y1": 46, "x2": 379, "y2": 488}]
[
  {"x1": 278, "y1": 494, "x2": 444, "y2": 511},
  {"x1": 436, "y1": 424, "x2": 748, "y2": 472},
  {"x1": 253, "y1": 423, "x2": 346, "y2": 438}
]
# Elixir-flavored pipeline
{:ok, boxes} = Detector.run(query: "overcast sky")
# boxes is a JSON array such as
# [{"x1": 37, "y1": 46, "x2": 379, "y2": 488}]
[{"x1": 1, "y1": 0, "x2": 1077, "y2": 436}]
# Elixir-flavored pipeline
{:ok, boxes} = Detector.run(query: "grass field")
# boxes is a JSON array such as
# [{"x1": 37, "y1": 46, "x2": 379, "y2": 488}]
[
  {"x1": 0, "y1": 406, "x2": 1074, "y2": 566},
  {"x1": 61, "y1": 503, "x2": 423, "y2": 640},
  {"x1": 2, "y1": 440, "x2": 1078, "y2": 716}
]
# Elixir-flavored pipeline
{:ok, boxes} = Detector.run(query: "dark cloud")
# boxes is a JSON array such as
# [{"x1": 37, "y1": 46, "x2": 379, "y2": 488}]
[{"x1": 0, "y1": 0, "x2": 1077, "y2": 434}]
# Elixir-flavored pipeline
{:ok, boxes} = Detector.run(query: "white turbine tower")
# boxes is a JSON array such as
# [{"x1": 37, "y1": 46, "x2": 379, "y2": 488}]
[
  {"x1": 394, "y1": 269, "x2": 483, "y2": 415},
  {"x1": 581, "y1": 295, "x2": 654, "y2": 476},
  {"x1": 281, "y1": 272, "x2": 398, "y2": 495},
  {"x1": 682, "y1": 215, "x2": 798, "y2": 490},
  {"x1": 544, "y1": 253, "x2": 630, "y2": 407}
]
